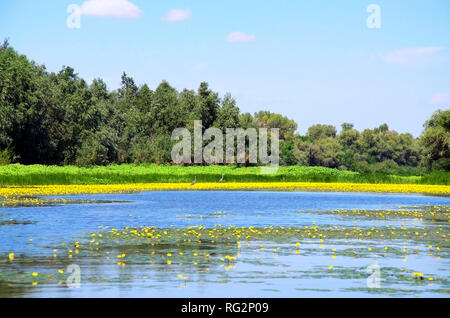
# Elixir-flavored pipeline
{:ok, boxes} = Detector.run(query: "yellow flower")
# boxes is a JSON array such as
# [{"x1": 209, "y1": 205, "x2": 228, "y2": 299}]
[
  {"x1": 2, "y1": 182, "x2": 448, "y2": 198},
  {"x1": 32, "y1": 272, "x2": 38, "y2": 277},
  {"x1": 8, "y1": 253, "x2": 14, "y2": 261}
]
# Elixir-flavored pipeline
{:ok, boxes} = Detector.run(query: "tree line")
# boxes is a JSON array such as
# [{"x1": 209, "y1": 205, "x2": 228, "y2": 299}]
[{"x1": 0, "y1": 40, "x2": 448, "y2": 173}]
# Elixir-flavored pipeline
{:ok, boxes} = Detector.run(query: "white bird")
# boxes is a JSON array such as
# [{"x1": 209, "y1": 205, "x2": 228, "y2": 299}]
[
  {"x1": 218, "y1": 174, "x2": 224, "y2": 183},
  {"x1": 190, "y1": 176, "x2": 197, "y2": 186}
]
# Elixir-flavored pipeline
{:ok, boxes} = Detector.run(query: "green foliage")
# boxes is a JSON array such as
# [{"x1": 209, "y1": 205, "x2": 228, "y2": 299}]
[
  {"x1": 0, "y1": 148, "x2": 14, "y2": 165},
  {"x1": 214, "y1": 93, "x2": 240, "y2": 130},
  {"x1": 292, "y1": 121, "x2": 427, "y2": 174},
  {"x1": 307, "y1": 124, "x2": 337, "y2": 139},
  {"x1": 75, "y1": 128, "x2": 118, "y2": 166},
  {"x1": 280, "y1": 141, "x2": 297, "y2": 166},
  {"x1": 421, "y1": 109, "x2": 450, "y2": 171},
  {"x1": 253, "y1": 111, "x2": 298, "y2": 141},
  {"x1": 0, "y1": 164, "x2": 447, "y2": 186}
]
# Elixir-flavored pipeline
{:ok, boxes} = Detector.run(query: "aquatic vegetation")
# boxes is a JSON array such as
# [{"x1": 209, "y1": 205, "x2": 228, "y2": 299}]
[
  {"x1": 1, "y1": 175, "x2": 449, "y2": 210},
  {"x1": 178, "y1": 211, "x2": 227, "y2": 220},
  {"x1": 3, "y1": 216, "x2": 448, "y2": 295},
  {"x1": 1, "y1": 215, "x2": 449, "y2": 296},
  {"x1": 83, "y1": 224, "x2": 448, "y2": 247},
  {"x1": 0, "y1": 195, "x2": 126, "y2": 207},
  {"x1": 0, "y1": 182, "x2": 449, "y2": 203},
  {"x1": 0, "y1": 164, "x2": 448, "y2": 186},
  {"x1": 306, "y1": 205, "x2": 450, "y2": 222},
  {"x1": 0, "y1": 219, "x2": 36, "y2": 226}
]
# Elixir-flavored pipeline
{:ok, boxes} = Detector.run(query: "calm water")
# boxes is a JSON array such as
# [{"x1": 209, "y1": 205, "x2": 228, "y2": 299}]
[{"x1": 1, "y1": 191, "x2": 449, "y2": 297}]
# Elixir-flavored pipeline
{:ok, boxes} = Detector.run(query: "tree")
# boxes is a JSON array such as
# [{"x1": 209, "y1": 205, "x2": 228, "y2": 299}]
[
  {"x1": 421, "y1": 109, "x2": 450, "y2": 171},
  {"x1": 253, "y1": 111, "x2": 297, "y2": 141},
  {"x1": 178, "y1": 89, "x2": 198, "y2": 130},
  {"x1": 341, "y1": 123, "x2": 354, "y2": 131},
  {"x1": 195, "y1": 82, "x2": 219, "y2": 130},
  {"x1": 0, "y1": 43, "x2": 53, "y2": 163},
  {"x1": 239, "y1": 113, "x2": 255, "y2": 129},
  {"x1": 76, "y1": 127, "x2": 118, "y2": 166},
  {"x1": 280, "y1": 140, "x2": 298, "y2": 165},
  {"x1": 307, "y1": 124, "x2": 337, "y2": 139},
  {"x1": 309, "y1": 137, "x2": 343, "y2": 168},
  {"x1": 338, "y1": 126, "x2": 359, "y2": 147},
  {"x1": 149, "y1": 81, "x2": 180, "y2": 134},
  {"x1": 215, "y1": 93, "x2": 240, "y2": 130},
  {"x1": 118, "y1": 72, "x2": 138, "y2": 98}
]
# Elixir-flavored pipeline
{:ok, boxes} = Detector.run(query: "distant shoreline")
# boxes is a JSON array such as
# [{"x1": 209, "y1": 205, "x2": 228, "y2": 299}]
[{"x1": 1, "y1": 164, "x2": 449, "y2": 187}]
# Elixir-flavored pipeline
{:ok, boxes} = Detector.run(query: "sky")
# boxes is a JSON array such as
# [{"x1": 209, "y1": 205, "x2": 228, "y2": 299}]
[{"x1": 0, "y1": 0, "x2": 449, "y2": 136}]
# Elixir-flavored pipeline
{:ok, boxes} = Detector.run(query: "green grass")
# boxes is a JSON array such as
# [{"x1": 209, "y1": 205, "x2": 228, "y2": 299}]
[{"x1": 0, "y1": 164, "x2": 448, "y2": 186}]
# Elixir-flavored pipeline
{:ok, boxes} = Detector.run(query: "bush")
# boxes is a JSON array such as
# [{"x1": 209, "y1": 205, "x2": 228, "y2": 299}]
[{"x1": 0, "y1": 148, "x2": 14, "y2": 165}]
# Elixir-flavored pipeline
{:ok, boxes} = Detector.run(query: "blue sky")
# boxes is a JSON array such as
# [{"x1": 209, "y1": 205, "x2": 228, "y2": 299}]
[{"x1": 1, "y1": 0, "x2": 449, "y2": 136}]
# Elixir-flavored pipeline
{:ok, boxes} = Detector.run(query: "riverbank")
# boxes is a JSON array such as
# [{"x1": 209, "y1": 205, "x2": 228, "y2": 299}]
[{"x1": 0, "y1": 164, "x2": 448, "y2": 186}]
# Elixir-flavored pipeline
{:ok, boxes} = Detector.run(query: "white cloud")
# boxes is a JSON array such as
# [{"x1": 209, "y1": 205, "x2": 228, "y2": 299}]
[
  {"x1": 226, "y1": 31, "x2": 256, "y2": 43},
  {"x1": 161, "y1": 8, "x2": 191, "y2": 23},
  {"x1": 428, "y1": 93, "x2": 450, "y2": 105},
  {"x1": 382, "y1": 47, "x2": 444, "y2": 64},
  {"x1": 80, "y1": 0, "x2": 142, "y2": 18}
]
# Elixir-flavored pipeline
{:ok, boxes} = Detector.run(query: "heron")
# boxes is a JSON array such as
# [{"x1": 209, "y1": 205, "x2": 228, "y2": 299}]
[
  {"x1": 218, "y1": 174, "x2": 224, "y2": 183},
  {"x1": 190, "y1": 176, "x2": 197, "y2": 186}
]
